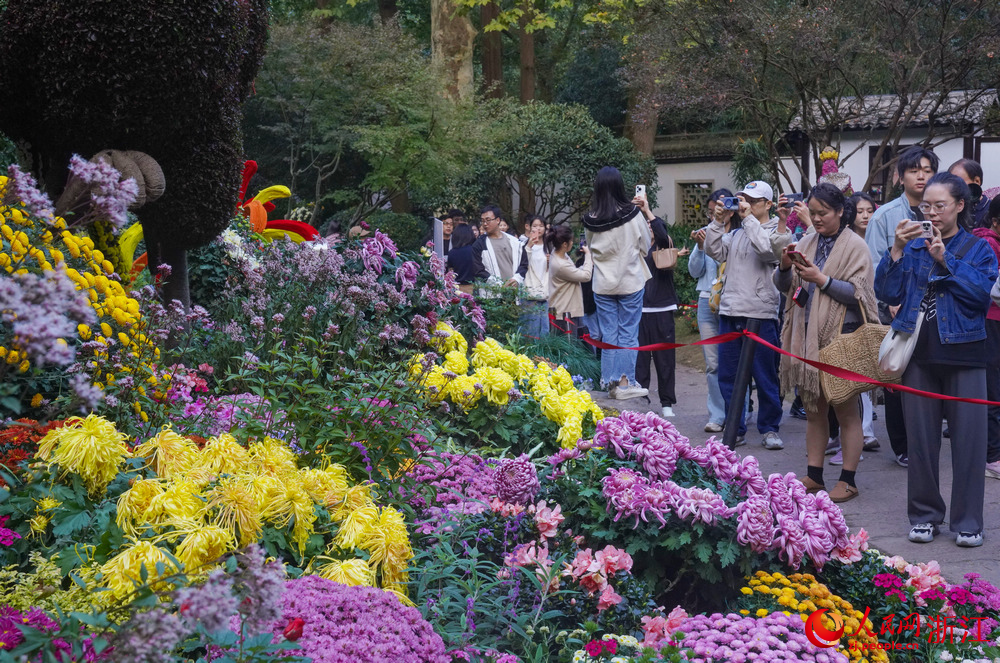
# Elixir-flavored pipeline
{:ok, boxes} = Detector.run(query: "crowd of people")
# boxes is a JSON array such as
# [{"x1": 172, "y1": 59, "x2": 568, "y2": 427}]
[{"x1": 438, "y1": 148, "x2": 1000, "y2": 546}]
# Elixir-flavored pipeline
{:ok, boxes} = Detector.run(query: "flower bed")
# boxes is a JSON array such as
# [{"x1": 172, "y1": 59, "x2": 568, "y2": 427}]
[{"x1": 1, "y1": 164, "x2": 999, "y2": 663}]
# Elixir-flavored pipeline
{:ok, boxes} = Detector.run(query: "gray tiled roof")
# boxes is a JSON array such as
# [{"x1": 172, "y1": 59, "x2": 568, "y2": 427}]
[{"x1": 789, "y1": 89, "x2": 998, "y2": 131}]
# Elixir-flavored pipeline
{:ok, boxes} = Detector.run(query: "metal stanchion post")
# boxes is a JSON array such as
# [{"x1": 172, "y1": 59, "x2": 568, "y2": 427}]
[{"x1": 722, "y1": 318, "x2": 761, "y2": 450}]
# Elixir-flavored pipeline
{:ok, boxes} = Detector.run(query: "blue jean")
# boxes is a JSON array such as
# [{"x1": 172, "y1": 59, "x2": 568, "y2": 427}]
[
  {"x1": 520, "y1": 300, "x2": 549, "y2": 339},
  {"x1": 697, "y1": 297, "x2": 726, "y2": 425},
  {"x1": 718, "y1": 315, "x2": 783, "y2": 436},
  {"x1": 595, "y1": 289, "x2": 644, "y2": 388}
]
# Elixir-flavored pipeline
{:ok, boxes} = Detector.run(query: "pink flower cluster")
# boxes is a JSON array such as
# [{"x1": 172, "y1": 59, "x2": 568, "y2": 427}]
[
  {"x1": 259, "y1": 575, "x2": 449, "y2": 663},
  {"x1": 0, "y1": 516, "x2": 20, "y2": 547},
  {"x1": 675, "y1": 611, "x2": 849, "y2": 662},
  {"x1": 360, "y1": 231, "x2": 398, "y2": 274},
  {"x1": 640, "y1": 606, "x2": 688, "y2": 649},
  {"x1": 565, "y1": 545, "x2": 633, "y2": 611},
  {"x1": 830, "y1": 528, "x2": 868, "y2": 564},
  {"x1": 591, "y1": 413, "x2": 851, "y2": 570}
]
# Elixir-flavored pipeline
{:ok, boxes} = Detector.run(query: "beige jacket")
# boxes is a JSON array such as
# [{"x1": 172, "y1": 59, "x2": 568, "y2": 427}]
[
  {"x1": 549, "y1": 252, "x2": 593, "y2": 317},
  {"x1": 585, "y1": 209, "x2": 651, "y2": 296}
]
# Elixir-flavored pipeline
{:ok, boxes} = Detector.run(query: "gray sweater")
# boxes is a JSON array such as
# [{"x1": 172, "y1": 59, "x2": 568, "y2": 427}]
[{"x1": 704, "y1": 215, "x2": 792, "y2": 320}]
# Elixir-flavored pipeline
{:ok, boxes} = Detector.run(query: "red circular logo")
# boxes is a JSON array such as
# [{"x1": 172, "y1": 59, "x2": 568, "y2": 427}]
[{"x1": 805, "y1": 609, "x2": 845, "y2": 648}]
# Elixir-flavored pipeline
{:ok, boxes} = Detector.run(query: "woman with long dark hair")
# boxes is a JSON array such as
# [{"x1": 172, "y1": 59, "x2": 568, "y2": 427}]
[
  {"x1": 521, "y1": 214, "x2": 550, "y2": 338},
  {"x1": 876, "y1": 172, "x2": 998, "y2": 546},
  {"x1": 774, "y1": 183, "x2": 878, "y2": 503},
  {"x1": 583, "y1": 166, "x2": 651, "y2": 400}
]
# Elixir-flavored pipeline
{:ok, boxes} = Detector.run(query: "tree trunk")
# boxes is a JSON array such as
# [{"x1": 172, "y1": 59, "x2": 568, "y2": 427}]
[
  {"x1": 624, "y1": 84, "x2": 657, "y2": 155},
  {"x1": 390, "y1": 189, "x2": 412, "y2": 214},
  {"x1": 141, "y1": 220, "x2": 191, "y2": 311},
  {"x1": 431, "y1": 0, "x2": 476, "y2": 102},
  {"x1": 519, "y1": 12, "x2": 535, "y2": 103},
  {"x1": 481, "y1": 2, "x2": 503, "y2": 98}
]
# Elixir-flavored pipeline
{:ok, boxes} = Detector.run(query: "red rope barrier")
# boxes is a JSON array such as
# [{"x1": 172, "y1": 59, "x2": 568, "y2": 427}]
[{"x1": 575, "y1": 324, "x2": 1000, "y2": 407}]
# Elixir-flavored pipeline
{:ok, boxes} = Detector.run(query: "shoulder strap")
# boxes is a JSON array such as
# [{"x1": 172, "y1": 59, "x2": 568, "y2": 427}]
[{"x1": 952, "y1": 232, "x2": 978, "y2": 261}]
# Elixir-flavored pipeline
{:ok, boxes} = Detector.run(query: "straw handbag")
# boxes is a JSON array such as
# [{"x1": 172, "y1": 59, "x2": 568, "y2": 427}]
[{"x1": 819, "y1": 303, "x2": 899, "y2": 406}]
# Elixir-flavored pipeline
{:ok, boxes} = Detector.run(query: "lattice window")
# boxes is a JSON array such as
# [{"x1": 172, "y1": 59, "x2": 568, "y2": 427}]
[{"x1": 678, "y1": 182, "x2": 714, "y2": 229}]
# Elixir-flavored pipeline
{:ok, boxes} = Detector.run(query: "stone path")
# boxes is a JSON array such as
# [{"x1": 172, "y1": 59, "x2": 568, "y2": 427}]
[{"x1": 590, "y1": 363, "x2": 1000, "y2": 586}]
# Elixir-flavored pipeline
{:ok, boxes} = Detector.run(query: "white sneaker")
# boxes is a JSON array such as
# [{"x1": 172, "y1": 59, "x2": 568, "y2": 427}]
[
  {"x1": 661, "y1": 406, "x2": 675, "y2": 418},
  {"x1": 829, "y1": 450, "x2": 863, "y2": 466},
  {"x1": 957, "y1": 531, "x2": 984, "y2": 547},
  {"x1": 908, "y1": 523, "x2": 937, "y2": 543},
  {"x1": 704, "y1": 422, "x2": 724, "y2": 433},
  {"x1": 615, "y1": 385, "x2": 649, "y2": 400},
  {"x1": 987, "y1": 461, "x2": 1000, "y2": 479},
  {"x1": 762, "y1": 432, "x2": 784, "y2": 450},
  {"x1": 825, "y1": 436, "x2": 841, "y2": 455}
]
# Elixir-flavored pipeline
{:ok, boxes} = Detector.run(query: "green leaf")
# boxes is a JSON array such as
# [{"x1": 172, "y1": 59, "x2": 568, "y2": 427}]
[{"x1": 52, "y1": 510, "x2": 92, "y2": 537}]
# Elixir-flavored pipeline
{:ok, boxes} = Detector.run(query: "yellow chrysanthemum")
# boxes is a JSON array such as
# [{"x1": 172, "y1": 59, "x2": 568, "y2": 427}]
[
  {"x1": 172, "y1": 523, "x2": 237, "y2": 572},
  {"x1": 300, "y1": 466, "x2": 350, "y2": 507},
  {"x1": 471, "y1": 366, "x2": 514, "y2": 406},
  {"x1": 208, "y1": 478, "x2": 263, "y2": 546},
  {"x1": 36, "y1": 497, "x2": 61, "y2": 512},
  {"x1": 334, "y1": 505, "x2": 379, "y2": 549},
  {"x1": 29, "y1": 514, "x2": 49, "y2": 535},
  {"x1": 198, "y1": 434, "x2": 250, "y2": 476},
  {"x1": 357, "y1": 506, "x2": 413, "y2": 586},
  {"x1": 133, "y1": 427, "x2": 199, "y2": 479},
  {"x1": 248, "y1": 437, "x2": 298, "y2": 478},
  {"x1": 35, "y1": 414, "x2": 129, "y2": 497},
  {"x1": 116, "y1": 479, "x2": 166, "y2": 536},
  {"x1": 316, "y1": 558, "x2": 372, "y2": 587},
  {"x1": 100, "y1": 540, "x2": 178, "y2": 599},
  {"x1": 143, "y1": 480, "x2": 205, "y2": 526},
  {"x1": 260, "y1": 480, "x2": 317, "y2": 558},
  {"x1": 441, "y1": 350, "x2": 469, "y2": 376},
  {"x1": 331, "y1": 483, "x2": 375, "y2": 521}
]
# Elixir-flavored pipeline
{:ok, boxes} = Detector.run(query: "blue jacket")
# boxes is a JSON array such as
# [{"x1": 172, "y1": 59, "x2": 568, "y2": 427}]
[
  {"x1": 874, "y1": 227, "x2": 998, "y2": 344},
  {"x1": 687, "y1": 244, "x2": 719, "y2": 295}
]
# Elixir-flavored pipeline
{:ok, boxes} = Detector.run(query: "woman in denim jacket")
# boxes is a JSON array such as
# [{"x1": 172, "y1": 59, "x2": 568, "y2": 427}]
[{"x1": 874, "y1": 172, "x2": 999, "y2": 548}]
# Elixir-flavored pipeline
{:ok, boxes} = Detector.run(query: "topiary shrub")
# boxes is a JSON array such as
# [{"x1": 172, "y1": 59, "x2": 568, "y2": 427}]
[{"x1": 0, "y1": 0, "x2": 270, "y2": 305}]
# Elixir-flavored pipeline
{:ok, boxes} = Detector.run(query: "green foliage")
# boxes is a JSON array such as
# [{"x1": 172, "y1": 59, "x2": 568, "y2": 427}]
[
  {"x1": 555, "y1": 44, "x2": 627, "y2": 129},
  {"x1": 367, "y1": 210, "x2": 428, "y2": 254},
  {"x1": 247, "y1": 18, "x2": 486, "y2": 229},
  {"x1": 476, "y1": 284, "x2": 524, "y2": 340},
  {"x1": 432, "y1": 101, "x2": 658, "y2": 224},
  {"x1": 730, "y1": 138, "x2": 773, "y2": 190},
  {"x1": 0, "y1": 130, "x2": 17, "y2": 170},
  {"x1": 0, "y1": 0, "x2": 269, "y2": 252}
]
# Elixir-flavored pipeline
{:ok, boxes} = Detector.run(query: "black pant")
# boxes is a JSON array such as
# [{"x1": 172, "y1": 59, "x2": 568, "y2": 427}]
[
  {"x1": 885, "y1": 389, "x2": 908, "y2": 457},
  {"x1": 636, "y1": 310, "x2": 676, "y2": 406},
  {"x1": 987, "y1": 319, "x2": 1000, "y2": 463}
]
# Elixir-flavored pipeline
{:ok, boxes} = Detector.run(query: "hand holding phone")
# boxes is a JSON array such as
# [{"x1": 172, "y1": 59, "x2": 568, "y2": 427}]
[
  {"x1": 787, "y1": 250, "x2": 810, "y2": 267},
  {"x1": 919, "y1": 220, "x2": 934, "y2": 239},
  {"x1": 782, "y1": 192, "x2": 804, "y2": 209}
]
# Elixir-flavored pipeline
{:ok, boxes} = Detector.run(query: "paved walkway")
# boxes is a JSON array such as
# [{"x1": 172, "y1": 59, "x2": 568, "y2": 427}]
[{"x1": 591, "y1": 363, "x2": 1000, "y2": 586}]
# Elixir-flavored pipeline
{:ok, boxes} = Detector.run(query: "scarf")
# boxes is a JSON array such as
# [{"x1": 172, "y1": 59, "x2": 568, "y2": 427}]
[{"x1": 778, "y1": 229, "x2": 879, "y2": 411}]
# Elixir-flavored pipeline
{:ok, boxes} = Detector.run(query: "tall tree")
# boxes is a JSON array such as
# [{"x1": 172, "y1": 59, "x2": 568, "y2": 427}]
[{"x1": 635, "y1": 0, "x2": 1000, "y2": 189}]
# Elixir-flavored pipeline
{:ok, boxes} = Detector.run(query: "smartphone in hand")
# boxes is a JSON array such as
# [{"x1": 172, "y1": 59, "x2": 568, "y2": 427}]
[
  {"x1": 787, "y1": 250, "x2": 809, "y2": 267},
  {"x1": 635, "y1": 184, "x2": 646, "y2": 198}
]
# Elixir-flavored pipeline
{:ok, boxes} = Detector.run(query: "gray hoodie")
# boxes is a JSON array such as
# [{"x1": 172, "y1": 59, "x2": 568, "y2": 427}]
[{"x1": 704, "y1": 215, "x2": 792, "y2": 320}]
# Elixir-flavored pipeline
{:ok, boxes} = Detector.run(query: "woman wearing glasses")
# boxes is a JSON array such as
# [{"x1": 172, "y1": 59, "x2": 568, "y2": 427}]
[{"x1": 875, "y1": 172, "x2": 999, "y2": 547}]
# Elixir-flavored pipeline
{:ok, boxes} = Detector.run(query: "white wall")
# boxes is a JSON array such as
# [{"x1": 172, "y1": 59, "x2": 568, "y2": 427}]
[{"x1": 652, "y1": 161, "x2": 736, "y2": 225}]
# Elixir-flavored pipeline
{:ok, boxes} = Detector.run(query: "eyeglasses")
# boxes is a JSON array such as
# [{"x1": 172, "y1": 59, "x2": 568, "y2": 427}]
[
  {"x1": 917, "y1": 201, "x2": 954, "y2": 213},
  {"x1": 481, "y1": 215, "x2": 496, "y2": 223},
  {"x1": 744, "y1": 197, "x2": 767, "y2": 205}
]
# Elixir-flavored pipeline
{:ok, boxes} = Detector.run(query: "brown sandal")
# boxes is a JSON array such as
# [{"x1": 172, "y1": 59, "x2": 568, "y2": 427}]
[
  {"x1": 800, "y1": 476, "x2": 826, "y2": 494},
  {"x1": 829, "y1": 481, "x2": 859, "y2": 503}
]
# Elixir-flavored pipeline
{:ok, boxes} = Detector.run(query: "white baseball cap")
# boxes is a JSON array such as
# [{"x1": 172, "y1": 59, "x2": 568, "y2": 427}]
[{"x1": 738, "y1": 181, "x2": 774, "y2": 201}]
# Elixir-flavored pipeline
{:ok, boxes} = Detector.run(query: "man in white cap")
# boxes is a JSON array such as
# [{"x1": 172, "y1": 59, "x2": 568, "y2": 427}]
[{"x1": 705, "y1": 180, "x2": 792, "y2": 450}]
